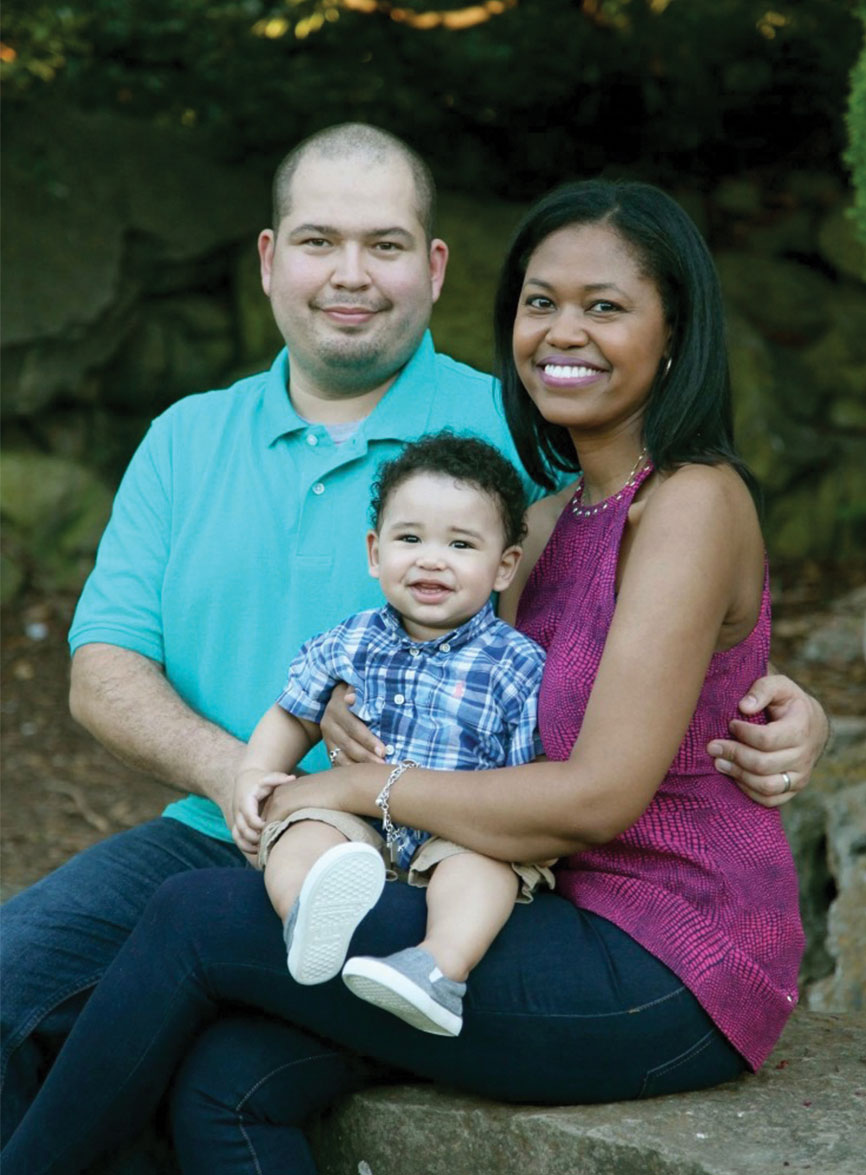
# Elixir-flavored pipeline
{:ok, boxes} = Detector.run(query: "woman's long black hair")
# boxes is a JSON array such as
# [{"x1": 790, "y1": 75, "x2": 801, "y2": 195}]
[{"x1": 494, "y1": 179, "x2": 758, "y2": 500}]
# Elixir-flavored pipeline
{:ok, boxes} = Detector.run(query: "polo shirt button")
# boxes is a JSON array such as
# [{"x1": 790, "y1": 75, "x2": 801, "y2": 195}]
[
  {"x1": 394, "y1": 693, "x2": 405, "y2": 705},
  {"x1": 440, "y1": 642, "x2": 451, "y2": 653},
  {"x1": 312, "y1": 483, "x2": 325, "y2": 495},
  {"x1": 384, "y1": 743, "x2": 395, "y2": 756},
  {"x1": 306, "y1": 434, "x2": 318, "y2": 446}
]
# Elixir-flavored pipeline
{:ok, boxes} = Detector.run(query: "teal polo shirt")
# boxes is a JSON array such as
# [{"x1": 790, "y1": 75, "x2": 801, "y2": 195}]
[{"x1": 69, "y1": 333, "x2": 544, "y2": 843}]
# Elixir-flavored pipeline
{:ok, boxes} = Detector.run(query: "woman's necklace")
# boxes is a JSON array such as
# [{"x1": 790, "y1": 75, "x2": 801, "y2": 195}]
[{"x1": 571, "y1": 447, "x2": 649, "y2": 518}]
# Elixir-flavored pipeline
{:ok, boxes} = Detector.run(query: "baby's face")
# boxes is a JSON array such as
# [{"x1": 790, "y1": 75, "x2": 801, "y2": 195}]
[{"x1": 367, "y1": 472, "x2": 522, "y2": 642}]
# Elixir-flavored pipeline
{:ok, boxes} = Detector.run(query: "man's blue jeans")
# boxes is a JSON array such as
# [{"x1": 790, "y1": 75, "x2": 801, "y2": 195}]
[
  {"x1": 0, "y1": 817, "x2": 245, "y2": 1144},
  {"x1": 2, "y1": 867, "x2": 748, "y2": 1174}
]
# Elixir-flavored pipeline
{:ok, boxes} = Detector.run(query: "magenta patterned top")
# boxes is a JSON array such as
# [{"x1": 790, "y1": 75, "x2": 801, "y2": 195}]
[{"x1": 516, "y1": 464, "x2": 804, "y2": 1070}]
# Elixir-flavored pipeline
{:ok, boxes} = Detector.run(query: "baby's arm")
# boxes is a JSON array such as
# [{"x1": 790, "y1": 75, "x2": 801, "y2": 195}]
[{"x1": 233, "y1": 705, "x2": 320, "y2": 855}]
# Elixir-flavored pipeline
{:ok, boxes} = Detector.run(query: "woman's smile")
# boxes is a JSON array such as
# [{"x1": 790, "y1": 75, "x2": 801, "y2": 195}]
[{"x1": 534, "y1": 357, "x2": 609, "y2": 389}]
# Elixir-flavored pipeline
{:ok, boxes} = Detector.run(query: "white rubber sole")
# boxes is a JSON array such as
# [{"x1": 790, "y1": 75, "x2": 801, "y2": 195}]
[
  {"x1": 342, "y1": 955, "x2": 462, "y2": 1036},
  {"x1": 288, "y1": 843, "x2": 385, "y2": 985}
]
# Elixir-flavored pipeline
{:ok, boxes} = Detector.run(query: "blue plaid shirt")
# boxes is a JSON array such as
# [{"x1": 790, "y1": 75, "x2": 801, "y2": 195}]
[{"x1": 277, "y1": 601, "x2": 545, "y2": 868}]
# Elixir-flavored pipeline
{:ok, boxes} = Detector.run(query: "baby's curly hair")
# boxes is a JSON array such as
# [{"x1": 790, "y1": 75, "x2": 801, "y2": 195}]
[{"x1": 370, "y1": 432, "x2": 528, "y2": 548}]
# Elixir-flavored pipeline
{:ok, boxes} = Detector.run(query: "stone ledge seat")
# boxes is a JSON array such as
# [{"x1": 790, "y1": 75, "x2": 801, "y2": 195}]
[{"x1": 308, "y1": 1012, "x2": 865, "y2": 1175}]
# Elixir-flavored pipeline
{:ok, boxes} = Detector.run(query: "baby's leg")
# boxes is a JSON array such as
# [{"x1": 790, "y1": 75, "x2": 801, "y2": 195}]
[
  {"x1": 342, "y1": 852, "x2": 518, "y2": 1035},
  {"x1": 420, "y1": 851, "x2": 519, "y2": 982},
  {"x1": 265, "y1": 821, "x2": 386, "y2": 986},
  {"x1": 264, "y1": 819, "x2": 347, "y2": 921}
]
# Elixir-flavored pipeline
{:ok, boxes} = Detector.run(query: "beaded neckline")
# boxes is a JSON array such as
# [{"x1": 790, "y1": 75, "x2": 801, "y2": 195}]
[{"x1": 571, "y1": 450, "x2": 652, "y2": 518}]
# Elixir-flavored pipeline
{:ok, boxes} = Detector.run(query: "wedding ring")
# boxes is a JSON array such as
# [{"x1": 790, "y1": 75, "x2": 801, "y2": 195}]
[
  {"x1": 328, "y1": 747, "x2": 341, "y2": 764},
  {"x1": 781, "y1": 771, "x2": 792, "y2": 794}
]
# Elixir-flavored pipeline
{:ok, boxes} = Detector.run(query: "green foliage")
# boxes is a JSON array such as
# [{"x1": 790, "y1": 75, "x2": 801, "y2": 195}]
[
  {"x1": 0, "y1": 5, "x2": 91, "y2": 90},
  {"x1": 846, "y1": 4, "x2": 866, "y2": 245},
  {"x1": 1, "y1": 0, "x2": 860, "y2": 193}
]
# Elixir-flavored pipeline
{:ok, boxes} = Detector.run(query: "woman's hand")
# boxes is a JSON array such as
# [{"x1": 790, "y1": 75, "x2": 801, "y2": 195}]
[
  {"x1": 320, "y1": 683, "x2": 387, "y2": 765},
  {"x1": 707, "y1": 674, "x2": 829, "y2": 807},
  {"x1": 260, "y1": 762, "x2": 388, "y2": 826}
]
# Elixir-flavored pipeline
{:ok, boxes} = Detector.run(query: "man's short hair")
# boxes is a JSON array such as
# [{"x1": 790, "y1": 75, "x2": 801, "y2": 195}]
[
  {"x1": 370, "y1": 431, "x2": 528, "y2": 548},
  {"x1": 272, "y1": 123, "x2": 437, "y2": 240}
]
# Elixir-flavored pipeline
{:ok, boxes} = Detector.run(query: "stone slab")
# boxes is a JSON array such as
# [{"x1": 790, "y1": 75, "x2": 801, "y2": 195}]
[{"x1": 309, "y1": 1012, "x2": 866, "y2": 1175}]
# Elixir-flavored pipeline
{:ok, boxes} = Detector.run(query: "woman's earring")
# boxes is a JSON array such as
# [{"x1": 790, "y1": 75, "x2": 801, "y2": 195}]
[{"x1": 663, "y1": 356, "x2": 672, "y2": 378}]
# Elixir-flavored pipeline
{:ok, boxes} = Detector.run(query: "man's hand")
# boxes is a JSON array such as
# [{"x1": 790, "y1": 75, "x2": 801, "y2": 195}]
[
  {"x1": 232, "y1": 769, "x2": 296, "y2": 856},
  {"x1": 320, "y1": 683, "x2": 387, "y2": 766},
  {"x1": 707, "y1": 674, "x2": 829, "y2": 807}
]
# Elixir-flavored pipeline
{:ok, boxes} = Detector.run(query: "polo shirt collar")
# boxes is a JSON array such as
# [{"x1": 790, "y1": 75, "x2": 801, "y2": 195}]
[
  {"x1": 361, "y1": 331, "x2": 439, "y2": 443},
  {"x1": 380, "y1": 599, "x2": 497, "y2": 653},
  {"x1": 262, "y1": 333, "x2": 440, "y2": 447},
  {"x1": 263, "y1": 350, "x2": 307, "y2": 446}
]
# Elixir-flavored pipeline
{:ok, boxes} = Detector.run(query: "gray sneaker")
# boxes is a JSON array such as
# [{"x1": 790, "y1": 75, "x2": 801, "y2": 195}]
[
  {"x1": 342, "y1": 947, "x2": 466, "y2": 1036},
  {"x1": 284, "y1": 842, "x2": 385, "y2": 985}
]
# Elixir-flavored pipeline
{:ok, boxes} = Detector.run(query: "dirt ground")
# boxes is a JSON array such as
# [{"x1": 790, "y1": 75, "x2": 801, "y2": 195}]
[
  {"x1": 2, "y1": 563, "x2": 864, "y2": 899},
  {"x1": 1, "y1": 592, "x2": 177, "y2": 897}
]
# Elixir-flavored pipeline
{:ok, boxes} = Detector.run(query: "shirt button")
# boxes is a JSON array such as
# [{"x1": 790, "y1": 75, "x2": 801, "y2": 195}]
[
  {"x1": 440, "y1": 642, "x2": 451, "y2": 653},
  {"x1": 408, "y1": 647, "x2": 420, "y2": 657},
  {"x1": 384, "y1": 743, "x2": 395, "y2": 756},
  {"x1": 394, "y1": 693, "x2": 405, "y2": 705},
  {"x1": 312, "y1": 483, "x2": 325, "y2": 495},
  {"x1": 306, "y1": 434, "x2": 318, "y2": 446}
]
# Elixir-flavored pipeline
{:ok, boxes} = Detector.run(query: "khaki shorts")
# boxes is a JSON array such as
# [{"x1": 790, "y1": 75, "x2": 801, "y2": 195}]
[{"x1": 258, "y1": 807, "x2": 555, "y2": 903}]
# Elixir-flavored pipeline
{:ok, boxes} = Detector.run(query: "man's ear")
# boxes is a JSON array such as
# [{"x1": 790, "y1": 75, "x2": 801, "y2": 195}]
[
  {"x1": 428, "y1": 238, "x2": 449, "y2": 304},
  {"x1": 493, "y1": 545, "x2": 523, "y2": 593},
  {"x1": 366, "y1": 530, "x2": 381, "y2": 578},
  {"x1": 258, "y1": 229, "x2": 276, "y2": 296}
]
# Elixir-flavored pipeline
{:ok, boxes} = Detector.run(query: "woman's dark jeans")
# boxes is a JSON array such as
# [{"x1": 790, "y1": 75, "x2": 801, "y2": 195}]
[{"x1": 2, "y1": 868, "x2": 747, "y2": 1174}]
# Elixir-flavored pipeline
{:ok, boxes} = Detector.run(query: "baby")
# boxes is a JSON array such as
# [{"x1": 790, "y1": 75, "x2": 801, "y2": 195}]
[{"x1": 234, "y1": 432, "x2": 552, "y2": 1036}]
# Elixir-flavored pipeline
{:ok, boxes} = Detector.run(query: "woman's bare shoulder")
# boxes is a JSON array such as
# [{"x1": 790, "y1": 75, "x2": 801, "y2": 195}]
[
  {"x1": 642, "y1": 462, "x2": 757, "y2": 529},
  {"x1": 624, "y1": 462, "x2": 764, "y2": 645}
]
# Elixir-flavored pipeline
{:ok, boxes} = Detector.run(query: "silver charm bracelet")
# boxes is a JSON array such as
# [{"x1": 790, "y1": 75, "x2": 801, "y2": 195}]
[{"x1": 376, "y1": 759, "x2": 418, "y2": 860}]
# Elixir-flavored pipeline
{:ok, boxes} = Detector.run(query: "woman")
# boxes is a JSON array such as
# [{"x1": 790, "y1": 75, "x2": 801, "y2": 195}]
[{"x1": 2, "y1": 181, "x2": 805, "y2": 1174}]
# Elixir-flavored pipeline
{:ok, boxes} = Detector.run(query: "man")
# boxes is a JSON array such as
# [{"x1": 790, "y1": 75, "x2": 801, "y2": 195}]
[{"x1": 0, "y1": 123, "x2": 825, "y2": 1141}]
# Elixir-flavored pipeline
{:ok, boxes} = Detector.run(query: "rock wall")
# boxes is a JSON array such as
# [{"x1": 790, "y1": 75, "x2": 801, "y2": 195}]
[
  {"x1": 1, "y1": 103, "x2": 280, "y2": 601},
  {"x1": 308, "y1": 1014, "x2": 866, "y2": 1175},
  {"x1": 780, "y1": 586, "x2": 866, "y2": 1014},
  {"x1": 88, "y1": 1012, "x2": 866, "y2": 1175}
]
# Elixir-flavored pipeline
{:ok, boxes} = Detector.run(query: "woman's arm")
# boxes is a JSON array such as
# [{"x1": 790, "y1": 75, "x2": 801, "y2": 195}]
[
  {"x1": 267, "y1": 466, "x2": 761, "y2": 862},
  {"x1": 499, "y1": 477, "x2": 829, "y2": 808},
  {"x1": 321, "y1": 489, "x2": 828, "y2": 809}
]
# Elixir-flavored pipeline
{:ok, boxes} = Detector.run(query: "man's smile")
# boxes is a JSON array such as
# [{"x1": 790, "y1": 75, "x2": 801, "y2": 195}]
[{"x1": 316, "y1": 303, "x2": 384, "y2": 327}]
